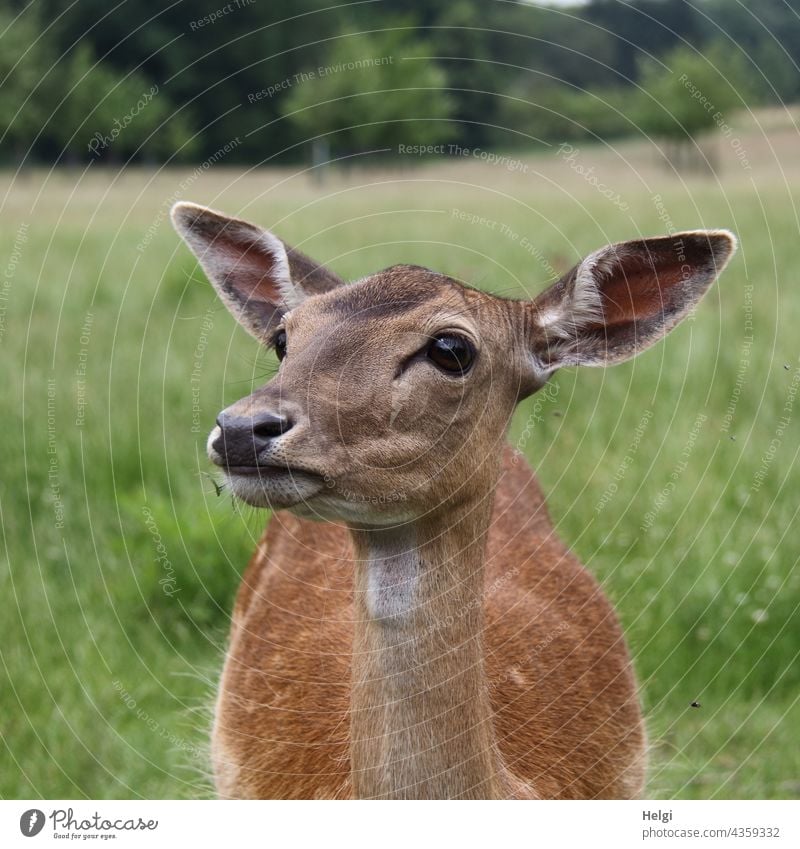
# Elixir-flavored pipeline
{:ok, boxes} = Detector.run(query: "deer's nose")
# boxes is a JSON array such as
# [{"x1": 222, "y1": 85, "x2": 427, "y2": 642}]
[{"x1": 212, "y1": 410, "x2": 293, "y2": 466}]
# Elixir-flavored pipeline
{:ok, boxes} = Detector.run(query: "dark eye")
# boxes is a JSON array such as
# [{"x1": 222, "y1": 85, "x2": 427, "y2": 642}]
[
  {"x1": 426, "y1": 334, "x2": 475, "y2": 375},
  {"x1": 274, "y1": 329, "x2": 287, "y2": 361}
]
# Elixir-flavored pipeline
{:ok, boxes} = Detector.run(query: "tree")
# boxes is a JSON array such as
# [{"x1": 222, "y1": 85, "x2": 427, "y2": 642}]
[
  {"x1": 280, "y1": 26, "x2": 454, "y2": 161},
  {"x1": 491, "y1": 79, "x2": 634, "y2": 149},
  {"x1": 40, "y1": 0, "x2": 355, "y2": 164},
  {"x1": 584, "y1": 0, "x2": 705, "y2": 83},
  {"x1": 635, "y1": 40, "x2": 761, "y2": 170},
  {"x1": 699, "y1": 0, "x2": 800, "y2": 103},
  {"x1": 51, "y1": 45, "x2": 194, "y2": 163},
  {"x1": 0, "y1": 8, "x2": 54, "y2": 162}
]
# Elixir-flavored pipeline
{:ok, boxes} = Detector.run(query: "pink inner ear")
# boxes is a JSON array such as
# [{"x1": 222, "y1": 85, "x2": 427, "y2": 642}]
[
  {"x1": 596, "y1": 258, "x2": 686, "y2": 327},
  {"x1": 217, "y1": 237, "x2": 283, "y2": 306}
]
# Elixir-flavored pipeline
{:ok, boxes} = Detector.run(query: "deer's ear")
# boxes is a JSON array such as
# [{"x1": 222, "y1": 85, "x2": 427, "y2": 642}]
[
  {"x1": 171, "y1": 202, "x2": 343, "y2": 340},
  {"x1": 525, "y1": 230, "x2": 736, "y2": 374}
]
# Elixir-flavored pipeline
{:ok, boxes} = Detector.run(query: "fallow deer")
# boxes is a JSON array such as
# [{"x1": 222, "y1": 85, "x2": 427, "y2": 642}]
[{"x1": 171, "y1": 202, "x2": 735, "y2": 799}]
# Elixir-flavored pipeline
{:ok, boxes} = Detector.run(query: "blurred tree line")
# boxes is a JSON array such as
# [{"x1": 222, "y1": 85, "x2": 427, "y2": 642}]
[{"x1": 0, "y1": 0, "x2": 797, "y2": 165}]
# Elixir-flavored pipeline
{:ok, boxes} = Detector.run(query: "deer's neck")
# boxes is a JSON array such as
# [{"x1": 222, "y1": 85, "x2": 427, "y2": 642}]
[{"x1": 348, "y1": 501, "x2": 507, "y2": 799}]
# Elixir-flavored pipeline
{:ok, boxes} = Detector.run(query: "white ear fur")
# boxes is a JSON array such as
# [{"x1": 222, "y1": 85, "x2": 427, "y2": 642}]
[
  {"x1": 247, "y1": 228, "x2": 305, "y2": 310},
  {"x1": 536, "y1": 245, "x2": 610, "y2": 340}
]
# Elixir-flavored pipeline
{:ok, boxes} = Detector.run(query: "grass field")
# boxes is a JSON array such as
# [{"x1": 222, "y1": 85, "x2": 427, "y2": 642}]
[{"x1": 2, "y1": 114, "x2": 799, "y2": 799}]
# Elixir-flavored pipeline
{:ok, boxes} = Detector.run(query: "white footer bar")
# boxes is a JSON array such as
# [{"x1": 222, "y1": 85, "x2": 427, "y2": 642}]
[{"x1": 2, "y1": 799, "x2": 797, "y2": 848}]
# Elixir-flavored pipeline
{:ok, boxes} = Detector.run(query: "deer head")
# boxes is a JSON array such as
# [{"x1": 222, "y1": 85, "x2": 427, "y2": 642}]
[{"x1": 172, "y1": 202, "x2": 735, "y2": 525}]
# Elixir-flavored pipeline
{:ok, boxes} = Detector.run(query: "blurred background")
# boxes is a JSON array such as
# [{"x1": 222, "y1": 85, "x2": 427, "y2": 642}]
[
  {"x1": 1, "y1": 0, "x2": 799, "y2": 799},
  {"x1": 2, "y1": 0, "x2": 799, "y2": 168}
]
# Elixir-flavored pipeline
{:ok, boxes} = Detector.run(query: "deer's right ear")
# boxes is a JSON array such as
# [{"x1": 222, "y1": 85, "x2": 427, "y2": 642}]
[{"x1": 170, "y1": 202, "x2": 342, "y2": 340}]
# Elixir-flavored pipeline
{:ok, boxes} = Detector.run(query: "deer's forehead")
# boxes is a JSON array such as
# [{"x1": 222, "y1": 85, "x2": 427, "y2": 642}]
[{"x1": 288, "y1": 267, "x2": 479, "y2": 337}]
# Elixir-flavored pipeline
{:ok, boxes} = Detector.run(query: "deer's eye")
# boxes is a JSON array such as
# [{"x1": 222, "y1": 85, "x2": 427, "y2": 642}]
[
  {"x1": 274, "y1": 330, "x2": 287, "y2": 361},
  {"x1": 427, "y1": 334, "x2": 475, "y2": 375}
]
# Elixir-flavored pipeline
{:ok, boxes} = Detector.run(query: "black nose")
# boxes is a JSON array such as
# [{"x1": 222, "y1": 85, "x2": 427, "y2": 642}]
[{"x1": 212, "y1": 410, "x2": 293, "y2": 467}]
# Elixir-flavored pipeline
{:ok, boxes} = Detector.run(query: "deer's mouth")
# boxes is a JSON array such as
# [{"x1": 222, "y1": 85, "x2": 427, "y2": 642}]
[
  {"x1": 222, "y1": 463, "x2": 314, "y2": 476},
  {"x1": 220, "y1": 464, "x2": 326, "y2": 509}
]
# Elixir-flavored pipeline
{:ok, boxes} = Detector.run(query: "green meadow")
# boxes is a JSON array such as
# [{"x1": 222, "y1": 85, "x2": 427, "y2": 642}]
[{"x1": 2, "y1": 116, "x2": 799, "y2": 798}]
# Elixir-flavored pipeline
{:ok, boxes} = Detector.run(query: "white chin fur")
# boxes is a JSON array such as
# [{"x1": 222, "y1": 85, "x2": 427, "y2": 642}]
[{"x1": 225, "y1": 470, "x2": 325, "y2": 509}]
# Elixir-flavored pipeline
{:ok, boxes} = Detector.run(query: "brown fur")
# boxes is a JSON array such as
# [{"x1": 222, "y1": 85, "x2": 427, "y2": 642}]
[{"x1": 212, "y1": 446, "x2": 646, "y2": 799}]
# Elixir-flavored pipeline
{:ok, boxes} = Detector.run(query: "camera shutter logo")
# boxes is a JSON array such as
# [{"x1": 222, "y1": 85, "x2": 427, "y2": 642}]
[{"x1": 20, "y1": 809, "x2": 46, "y2": 837}]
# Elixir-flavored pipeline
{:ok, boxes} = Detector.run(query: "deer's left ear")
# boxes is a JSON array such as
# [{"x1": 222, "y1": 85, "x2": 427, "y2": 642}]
[{"x1": 524, "y1": 230, "x2": 736, "y2": 374}]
